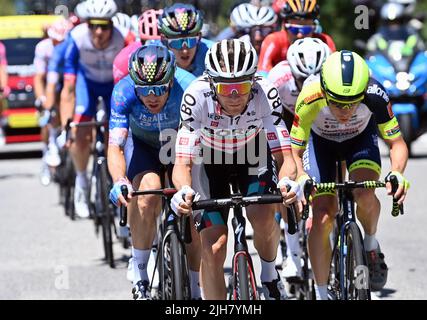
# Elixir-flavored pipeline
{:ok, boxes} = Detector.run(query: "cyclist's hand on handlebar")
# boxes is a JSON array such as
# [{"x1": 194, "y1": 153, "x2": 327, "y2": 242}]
[
  {"x1": 278, "y1": 177, "x2": 303, "y2": 211},
  {"x1": 171, "y1": 185, "x2": 197, "y2": 216},
  {"x1": 109, "y1": 177, "x2": 133, "y2": 207},
  {"x1": 385, "y1": 171, "x2": 410, "y2": 205}
]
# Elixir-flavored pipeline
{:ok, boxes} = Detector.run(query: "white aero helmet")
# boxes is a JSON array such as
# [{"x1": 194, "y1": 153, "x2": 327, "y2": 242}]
[
  {"x1": 205, "y1": 39, "x2": 258, "y2": 80},
  {"x1": 112, "y1": 12, "x2": 131, "y2": 32},
  {"x1": 380, "y1": 2, "x2": 405, "y2": 21},
  {"x1": 82, "y1": 0, "x2": 118, "y2": 20},
  {"x1": 230, "y1": 3, "x2": 257, "y2": 30},
  {"x1": 287, "y1": 37, "x2": 330, "y2": 79}
]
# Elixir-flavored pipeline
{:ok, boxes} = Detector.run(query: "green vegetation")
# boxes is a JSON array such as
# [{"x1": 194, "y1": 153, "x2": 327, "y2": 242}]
[{"x1": 0, "y1": 0, "x2": 16, "y2": 16}]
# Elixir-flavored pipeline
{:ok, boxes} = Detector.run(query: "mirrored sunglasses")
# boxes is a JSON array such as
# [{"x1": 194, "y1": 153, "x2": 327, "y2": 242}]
[
  {"x1": 214, "y1": 80, "x2": 253, "y2": 96},
  {"x1": 135, "y1": 83, "x2": 170, "y2": 97},
  {"x1": 285, "y1": 24, "x2": 315, "y2": 35},
  {"x1": 167, "y1": 36, "x2": 199, "y2": 50}
]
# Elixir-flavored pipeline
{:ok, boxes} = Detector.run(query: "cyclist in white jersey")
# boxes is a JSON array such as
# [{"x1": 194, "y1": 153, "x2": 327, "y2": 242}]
[
  {"x1": 267, "y1": 37, "x2": 330, "y2": 281},
  {"x1": 60, "y1": 0, "x2": 126, "y2": 218},
  {"x1": 34, "y1": 18, "x2": 73, "y2": 186},
  {"x1": 172, "y1": 39, "x2": 302, "y2": 300}
]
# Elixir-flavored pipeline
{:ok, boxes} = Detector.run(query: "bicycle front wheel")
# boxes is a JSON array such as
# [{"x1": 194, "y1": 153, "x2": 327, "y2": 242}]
[
  {"x1": 342, "y1": 222, "x2": 371, "y2": 300},
  {"x1": 162, "y1": 230, "x2": 190, "y2": 300},
  {"x1": 233, "y1": 253, "x2": 257, "y2": 300},
  {"x1": 97, "y1": 160, "x2": 114, "y2": 268}
]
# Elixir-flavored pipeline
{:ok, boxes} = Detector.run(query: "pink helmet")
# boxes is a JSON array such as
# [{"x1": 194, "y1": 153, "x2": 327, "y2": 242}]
[
  {"x1": 48, "y1": 18, "x2": 73, "y2": 42},
  {"x1": 138, "y1": 9, "x2": 163, "y2": 41}
]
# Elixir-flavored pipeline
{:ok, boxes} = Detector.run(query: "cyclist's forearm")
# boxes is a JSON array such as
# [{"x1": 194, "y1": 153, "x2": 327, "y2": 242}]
[
  {"x1": 60, "y1": 82, "x2": 75, "y2": 124},
  {"x1": 0, "y1": 65, "x2": 7, "y2": 89},
  {"x1": 172, "y1": 160, "x2": 192, "y2": 190},
  {"x1": 107, "y1": 145, "x2": 127, "y2": 183},
  {"x1": 387, "y1": 136, "x2": 408, "y2": 173},
  {"x1": 33, "y1": 73, "x2": 46, "y2": 100},
  {"x1": 45, "y1": 82, "x2": 56, "y2": 110},
  {"x1": 277, "y1": 150, "x2": 297, "y2": 180},
  {"x1": 292, "y1": 147, "x2": 307, "y2": 178}
]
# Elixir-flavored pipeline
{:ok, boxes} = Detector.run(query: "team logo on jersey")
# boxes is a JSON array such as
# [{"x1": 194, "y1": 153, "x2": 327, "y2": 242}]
[
  {"x1": 281, "y1": 130, "x2": 289, "y2": 138},
  {"x1": 179, "y1": 137, "x2": 189, "y2": 145},
  {"x1": 267, "y1": 132, "x2": 277, "y2": 141},
  {"x1": 367, "y1": 83, "x2": 390, "y2": 103},
  {"x1": 387, "y1": 102, "x2": 394, "y2": 118},
  {"x1": 210, "y1": 121, "x2": 219, "y2": 127},
  {"x1": 303, "y1": 92, "x2": 323, "y2": 105}
]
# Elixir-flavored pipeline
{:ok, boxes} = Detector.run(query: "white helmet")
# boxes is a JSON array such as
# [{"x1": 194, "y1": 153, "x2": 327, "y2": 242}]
[
  {"x1": 287, "y1": 37, "x2": 330, "y2": 79},
  {"x1": 112, "y1": 12, "x2": 131, "y2": 32},
  {"x1": 82, "y1": 0, "x2": 117, "y2": 20},
  {"x1": 205, "y1": 39, "x2": 258, "y2": 80},
  {"x1": 388, "y1": 0, "x2": 416, "y2": 15},
  {"x1": 230, "y1": 3, "x2": 256, "y2": 30},
  {"x1": 74, "y1": 2, "x2": 87, "y2": 20},
  {"x1": 247, "y1": 5, "x2": 277, "y2": 27}
]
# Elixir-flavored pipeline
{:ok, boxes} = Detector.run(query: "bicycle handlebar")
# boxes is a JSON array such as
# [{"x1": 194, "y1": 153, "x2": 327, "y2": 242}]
[
  {"x1": 302, "y1": 176, "x2": 404, "y2": 217},
  {"x1": 192, "y1": 192, "x2": 300, "y2": 235},
  {"x1": 119, "y1": 187, "x2": 178, "y2": 227}
]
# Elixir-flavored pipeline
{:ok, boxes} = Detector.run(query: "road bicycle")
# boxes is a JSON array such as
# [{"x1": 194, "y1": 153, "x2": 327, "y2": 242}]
[
  {"x1": 192, "y1": 174, "x2": 298, "y2": 300},
  {"x1": 120, "y1": 176, "x2": 192, "y2": 300},
  {"x1": 303, "y1": 165, "x2": 403, "y2": 300}
]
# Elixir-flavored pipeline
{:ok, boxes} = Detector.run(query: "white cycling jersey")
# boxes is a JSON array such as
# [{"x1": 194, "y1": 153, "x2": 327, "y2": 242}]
[
  {"x1": 267, "y1": 61, "x2": 318, "y2": 115},
  {"x1": 176, "y1": 75, "x2": 291, "y2": 158},
  {"x1": 64, "y1": 23, "x2": 125, "y2": 83},
  {"x1": 34, "y1": 38, "x2": 54, "y2": 74}
]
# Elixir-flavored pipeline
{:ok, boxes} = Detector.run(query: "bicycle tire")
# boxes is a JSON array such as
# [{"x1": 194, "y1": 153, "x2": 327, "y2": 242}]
[
  {"x1": 97, "y1": 160, "x2": 114, "y2": 268},
  {"x1": 234, "y1": 254, "x2": 251, "y2": 300},
  {"x1": 64, "y1": 152, "x2": 75, "y2": 220},
  {"x1": 343, "y1": 222, "x2": 370, "y2": 300},
  {"x1": 162, "y1": 231, "x2": 185, "y2": 300}
]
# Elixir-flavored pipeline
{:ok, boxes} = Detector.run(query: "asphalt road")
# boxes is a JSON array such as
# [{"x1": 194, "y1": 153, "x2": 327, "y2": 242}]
[{"x1": 1, "y1": 137, "x2": 426, "y2": 300}]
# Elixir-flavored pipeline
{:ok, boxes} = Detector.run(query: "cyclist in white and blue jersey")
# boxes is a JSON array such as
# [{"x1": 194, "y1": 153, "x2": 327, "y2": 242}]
[
  {"x1": 60, "y1": 0, "x2": 126, "y2": 218},
  {"x1": 158, "y1": 3, "x2": 213, "y2": 77},
  {"x1": 107, "y1": 44, "x2": 201, "y2": 300}
]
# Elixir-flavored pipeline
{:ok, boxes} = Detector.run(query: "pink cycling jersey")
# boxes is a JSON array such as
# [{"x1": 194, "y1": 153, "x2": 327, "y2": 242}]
[{"x1": 112, "y1": 41, "x2": 141, "y2": 84}]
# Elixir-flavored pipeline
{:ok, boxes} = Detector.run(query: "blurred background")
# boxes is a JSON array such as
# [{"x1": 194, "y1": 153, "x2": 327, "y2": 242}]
[{"x1": 0, "y1": 0, "x2": 426, "y2": 49}]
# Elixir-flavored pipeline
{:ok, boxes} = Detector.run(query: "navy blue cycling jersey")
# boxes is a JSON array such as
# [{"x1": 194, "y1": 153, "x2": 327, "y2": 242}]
[{"x1": 109, "y1": 67, "x2": 196, "y2": 149}]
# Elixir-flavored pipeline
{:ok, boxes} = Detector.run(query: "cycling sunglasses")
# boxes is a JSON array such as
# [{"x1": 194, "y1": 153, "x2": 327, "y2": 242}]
[
  {"x1": 326, "y1": 94, "x2": 364, "y2": 109},
  {"x1": 285, "y1": 24, "x2": 315, "y2": 35},
  {"x1": 167, "y1": 36, "x2": 199, "y2": 50},
  {"x1": 214, "y1": 80, "x2": 253, "y2": 96},
  {"x1": 88, "y1": 23, "x2": 112, "y2": 31},
  {"x1": 135, "y1": 82, "x2": 170, "y2": 97},
  {"x1": 250, "y1": 26, "x2": 274, "y2": 38}
]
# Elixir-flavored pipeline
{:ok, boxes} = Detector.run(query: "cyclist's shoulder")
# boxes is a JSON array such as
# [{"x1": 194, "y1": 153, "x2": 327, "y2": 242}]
[
  {"x1": 35, "y1": 38, "x2": 53, "y2": 52},
  {"x1": 174, "y1": 67, "x2": 196, "y2": 88},
  {"x1": 364, "y1": 77, "x2": 390, "y2": 107},
  {"x1": 267, "y1": 61, "x2": 293, "y2": 82},
  {"x1": 182, "y1": 75, "x2": 211, "y2": 103},
  {"x1": 265, "y1": 30, "x2": 288, "y2": 44},
  {"x1": 200, "y1": 38, "x2": 214, "y2": 49},
  {"x1": 296, "y1": 80, "x2": 325, "y2": 109}
]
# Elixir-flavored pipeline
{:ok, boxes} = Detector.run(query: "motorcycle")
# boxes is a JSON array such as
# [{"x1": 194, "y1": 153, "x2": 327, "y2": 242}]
[{"x1": 365, "y1": 25, "x2": 427, "y2": 156}]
